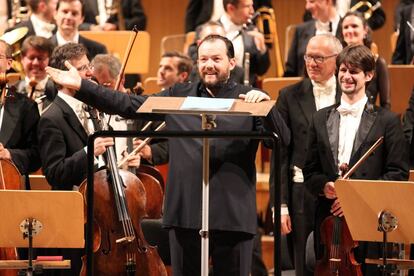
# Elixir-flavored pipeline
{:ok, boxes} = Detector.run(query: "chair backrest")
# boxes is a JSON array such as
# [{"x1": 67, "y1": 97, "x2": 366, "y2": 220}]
[
  {"x1": 284, "y1": 24, "x2": 296, "y2": 63},
  {"x1": 143, "y1": 77, "x2": 160, "y2": 95},
  {"x1": 160, "y1": 34, "x2": 186, "y2": 56},
  {"x1": 262, "y1": 77, "x2": 303, "y2": 101},
  {"x1": 371, "y1": 42, "x2": 378, "y2": 56},
  {"x1": 79, "y1": 31, "x2": 150, "y2": 74},
  {"x1": 390, "y1": 31, "x2": 399, "y2": 54},
  {"x1": 183, "y1": 31, "x2": 196, "y2": 55},
  {"x1": 388, "y1": 65, "x2": 414, "y2": 117}
]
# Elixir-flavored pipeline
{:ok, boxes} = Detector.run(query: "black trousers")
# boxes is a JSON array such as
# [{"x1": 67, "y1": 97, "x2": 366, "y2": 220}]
[
  {"x1": 288, "y1": 182, "x2": 315, "y2": 276},
  {"x1": 169, "y1": 227, "x2": 254, "y2": 276}
]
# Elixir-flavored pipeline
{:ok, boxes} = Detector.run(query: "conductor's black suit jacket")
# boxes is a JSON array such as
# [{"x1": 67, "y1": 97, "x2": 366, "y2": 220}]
[{"x1": 74, "y1": 79, "x2": 290, "y2": 235}]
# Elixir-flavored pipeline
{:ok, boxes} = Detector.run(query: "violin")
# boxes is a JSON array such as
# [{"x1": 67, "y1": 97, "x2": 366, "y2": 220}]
[
  {"x1": 314, "y1": 162, "x2": 363, "y2": 276},
  {"x1": 315, "y1": 137, "x2": 384, "y2": 276},
  {"x1": 79, "y1": 109, "x2": 167, "y2": 275}
]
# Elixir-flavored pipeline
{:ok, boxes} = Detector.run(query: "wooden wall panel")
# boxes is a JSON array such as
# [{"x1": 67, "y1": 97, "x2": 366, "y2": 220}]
[{"x1": 140, "y1": 0, "x2": 399, "y2": 79}]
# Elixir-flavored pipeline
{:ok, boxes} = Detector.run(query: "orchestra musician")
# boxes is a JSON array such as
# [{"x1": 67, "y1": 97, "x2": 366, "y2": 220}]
[
  {"x1": 37, "y1": 43, "x2": 114, "y2": 276},
  {"x1": 0, "y1": 39, "x2": 41, "y2": 179},
  {"x1": 303, "y1": 44, "x2": 409, "y2": 275},
  {"x1": 275, "y1": 34, "x2": 342, "y2": 276},
  {"x1": 45, "y1": 34, "x2": 290, "y2": 276},
  {"x1": 15, "y1": 35, "x2": 57, "y2": 113}
]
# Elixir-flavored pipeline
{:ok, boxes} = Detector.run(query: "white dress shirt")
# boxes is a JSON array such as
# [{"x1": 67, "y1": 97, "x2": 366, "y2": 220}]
[
  {"x1": 220, "y1": 14, "x2": 244, "y2": 67},
  {"x1": 312, "y1": 75, "x2": 337, "y2": 111},
  {"x1": 337, "y1": 96, "x2": 368, "y2": 172},
  {"x1": 31, "y1": 14, "x2": 56, "y2": 38},
  {"x1": 56, "y1": 31, "x2": 80, "y2": 45}
]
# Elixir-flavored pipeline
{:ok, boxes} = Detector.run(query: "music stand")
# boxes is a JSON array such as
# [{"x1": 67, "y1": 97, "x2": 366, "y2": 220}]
[
  {"x1": 335, "y1": 179, "x2": 414, "y2": 274},
  {"x1": 138, "y1": 96, "x2": 275, "y2": 276},
  {"x1": 0, "y1": 190, "x2": 84, "y2": 275}
]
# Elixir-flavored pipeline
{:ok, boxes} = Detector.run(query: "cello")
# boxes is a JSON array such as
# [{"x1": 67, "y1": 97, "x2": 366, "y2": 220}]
[
  {"x1": 315, "y1": 137, "x2": 384, "y2": 276},
  {"x1": 79, "y1": 108, "x2": 167, "y2": 276},
  {"x1": 0, "y1": 73, "x2": 25, "y2": 276}
]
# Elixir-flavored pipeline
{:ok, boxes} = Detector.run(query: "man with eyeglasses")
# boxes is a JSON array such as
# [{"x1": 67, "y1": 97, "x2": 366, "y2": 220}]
[
  {"x1": 274, "y1": 34, "x2": 342, "y2": 276},
  {"x1": 0, "y1": 39, "x2": 41, "y2": 183},
  {"x1": 15, "y1": 35, "x2": 57, "y2": 113},
  {"x1": 37, "y1": 42, "x2": 116, "y2": 275}
]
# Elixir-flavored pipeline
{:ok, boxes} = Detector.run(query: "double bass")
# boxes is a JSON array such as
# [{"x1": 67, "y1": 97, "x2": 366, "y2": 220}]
[
  {"x1": 315, "y1": 137, "x2": 384, "y2": 276},
  {"x1": 79, "y1": 109, "x2": 166, "y2": 276}
]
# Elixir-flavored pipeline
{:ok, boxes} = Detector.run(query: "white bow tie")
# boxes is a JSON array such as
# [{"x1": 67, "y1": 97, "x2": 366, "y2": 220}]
[{"x1": 337, "y1": 105, "x2": 359, "y2": 117}]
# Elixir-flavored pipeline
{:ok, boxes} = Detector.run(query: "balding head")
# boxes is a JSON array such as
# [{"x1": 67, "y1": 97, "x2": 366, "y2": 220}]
[{"x1": 305, "y1": 34, "x2": 342, "y2": 83}]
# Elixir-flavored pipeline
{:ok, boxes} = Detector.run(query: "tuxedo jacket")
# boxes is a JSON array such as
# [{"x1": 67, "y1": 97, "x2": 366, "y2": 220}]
[
  {"x1": 392, "y1": 4, "x2": 414, "y2": 64},
  {"x1": 38, "y1": 96, "x2": 90, "y2": 190},
  {"x1": 81, "y1": 0, "x2": 147, "y2": 30},
  {"x1": 275, "y1": 78, "x2": 341, "y2": 206},
  {"x1": 50, "y1": 34, "x2": 108, "y2": 61},
  {"x1": 284, "y1": 20, "x2": 342, "y2": 77},
  {"x1": 75, "y1": 79, "x2": 290, "y2": 234},
  {"x1": 0, "y1": 88, "x2": 40, "y2": 174}
]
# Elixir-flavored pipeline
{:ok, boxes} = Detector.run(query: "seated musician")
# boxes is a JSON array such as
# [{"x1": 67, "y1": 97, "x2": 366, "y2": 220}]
[
  {"x1": 0, "y1": 40, "x2": 41, "y2": 179},
  {"x1": 303, "y1": 44, "x2": 409, "y2": 275},
  {"x1": 15, "y1": 35, "x2": 57, "y2": 113}
]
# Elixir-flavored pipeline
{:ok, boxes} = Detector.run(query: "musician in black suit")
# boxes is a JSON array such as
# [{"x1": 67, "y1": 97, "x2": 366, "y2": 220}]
[
  {"x1": 50, "y1": 0, "x2": 107, "y2": 61},
  {"x1": 184, "y1": 0, "x2": 272, "y2": 33},
  {"x1": 80, "y1": 0, "x2": 146, "y2": 31},
  {"x1": 275, "y1": 34, "x2": 342, "y2": 276},
  {"x1": 303, "y1": 0, "x2": 385, "y2": 31},
  {"x1": 15, "y1": 36, "x2": 57, "y2": 113},
  {"x1": 37, "y1": 43, "x2": 115, "y2": 275},
  {"x1": 45, "y1": 34, "x2": 290, "y2": 276},
  {"x1": 219, "y1": 0, "x2": 270, "y2": 85},
  {"x1": 6, "y1": 0, "x2": 57, "y2": 40},
  {"x1": 0, "y1": 40, "x2": 40, "y2": 176},
  {"x1": 284, "y1": 0, "x2": 341, "y2": 77},
  {"x1": 303, "y1": 45, "x2": 409, "y2": 275},
  {"x1": 392, "y1": 4, "x2": 414, "y2": 64}
]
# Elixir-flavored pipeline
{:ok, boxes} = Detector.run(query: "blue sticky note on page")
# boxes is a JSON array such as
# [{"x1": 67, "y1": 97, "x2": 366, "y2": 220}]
[{"x1": 180, "y1": 96, "x2": 234, "y2": 111}]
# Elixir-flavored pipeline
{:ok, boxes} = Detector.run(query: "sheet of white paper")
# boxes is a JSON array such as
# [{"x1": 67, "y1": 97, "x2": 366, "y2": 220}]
[{"x1": 180, "y1": 96, "x2": 234, "y2": 111}]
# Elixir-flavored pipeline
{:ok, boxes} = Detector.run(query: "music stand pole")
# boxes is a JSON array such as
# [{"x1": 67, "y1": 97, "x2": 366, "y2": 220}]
[{"x1": 200, "y1": 114, "x2": 216, "y2": 276}]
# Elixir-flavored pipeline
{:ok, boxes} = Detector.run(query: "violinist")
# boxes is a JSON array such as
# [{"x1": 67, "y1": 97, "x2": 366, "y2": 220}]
[
  {"x1": 45, "y1": 34, "x2": 290, "y2": 276},
  {"x1": 303, "y1": 44, "x2": 409, "y2": 275},
  {"x1": 15, "y1": 35, "x2": 57, "y2": 113},
  {"x1": 0, "y1": 39, "x2": 41, "y2": 177}
]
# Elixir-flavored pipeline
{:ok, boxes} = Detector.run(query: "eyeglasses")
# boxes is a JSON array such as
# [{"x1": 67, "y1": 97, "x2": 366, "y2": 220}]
[
  {"x1": 76, "y1": 63, "x2": 93, "y2": 72},
  {"x1": 303, "y1": 54, "x2": 337, "y2": 64}
]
